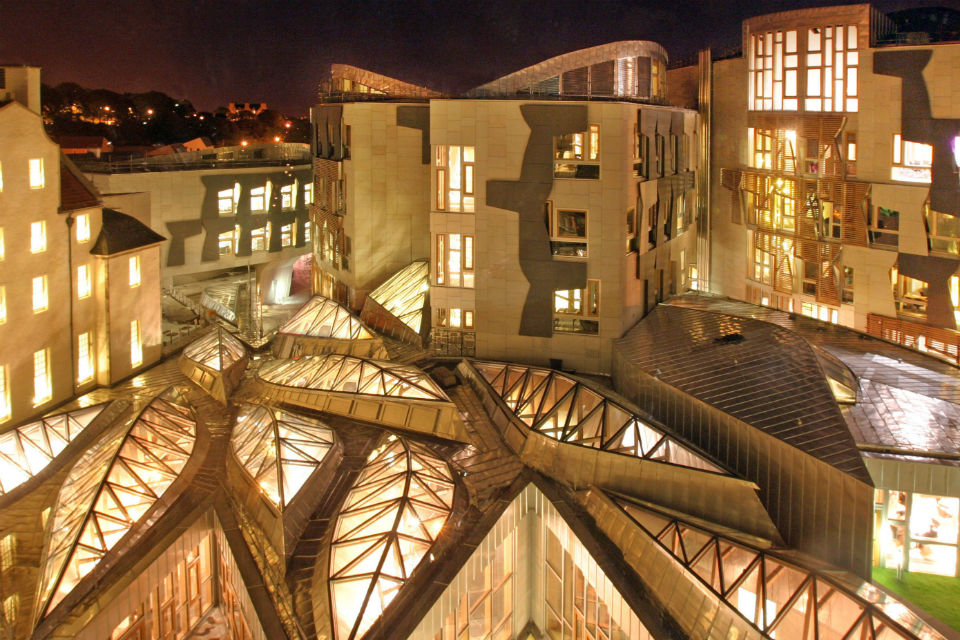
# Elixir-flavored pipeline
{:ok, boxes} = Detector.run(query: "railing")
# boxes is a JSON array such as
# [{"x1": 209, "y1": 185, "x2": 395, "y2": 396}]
[
  {"x1": 73, "y1": 143, "x2": 311, "y2": 173},
  {"x1": 866, "y1": 313, "x2": 960, "y2": 365}
]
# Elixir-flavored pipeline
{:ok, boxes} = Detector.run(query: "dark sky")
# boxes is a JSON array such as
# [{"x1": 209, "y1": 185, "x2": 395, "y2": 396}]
[{"x1": 0, "y1": 0, "x2": 953, "y2": 116}]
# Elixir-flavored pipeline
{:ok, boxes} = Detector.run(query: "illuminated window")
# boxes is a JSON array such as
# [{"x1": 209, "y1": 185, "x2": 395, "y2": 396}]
[
  {"x1": 655, "y1": 133, "x2": 665, "y2": 177},
  {"x1": 30, "y1": 221, "x2": 46, "y2": 253},
  {"x1": 545, "y1": 202, "x2": 588, "y2": 258},
  {"x1": 32, "y1": 275, "x2": 48, "y2": 312},
  {"x1": 130, "y1": 320, "x2": 142, "y2": 366},
  {"x1": 0, "y1": 286, "x2": 5, "y2": 324},
  {"x1": 0, "y1": 161, "x2": 3, "y2": 190},
  {"x1": 749, "y1": 29, "x2": 799, "y2": 111},
  {"x1": 435, "y1": 145, "x2": 475, "y2": 212},
  {"x1": 75, "y1": 214, "x2": 90, "y2": 243},
  {"x1": 553, "y1": 280, "x2": 600, "y2": 334},
  {"x1": 250, "y1": 185, "x2": 267, "y2": 212},
  {"x1": 303, "y1": 182, "x2": 313, "y2": 204},
  {"x1": 436, "y1": 308, "x2": 474, "y2": 329},
  {"x1": 218, "y1": 186, "x2": 238, "y2": 215},
  {"x1": 3, "y1": 594, "x2": 17, "y2": 627},
  {"x1": 925, "y1": 202, "x2": 960, "y2": 256},
  {"x1": 29, "y1": 158, "x2": 44, "y2": 189},
  {"x1": 129, "y1": 256, "x2": 140, "y2": 287},
  {"x1": 77, "y1": 264, "x2": 91, "y2": 299},
  {"x1": 952, "y1": 276, "x2": 960, "y2": 325},
  {"x1": 280, "y1": 184, "x2": 295, "y2": 210},
  {"x1": 218, "y1": 230, "x2": 235, "y2": 255},
  {"x1": 251, "y1": 226, "x2": 266, "y2": 251},
  {"x1": 368, "y1": 261, "x2": 429, "y2": 335},
  {"x1": 804, "y1": 25, "x2": 858, "y2": 112},
  {"x1": 0, "y1": 227, "x2": 4, "y2": 260},
  {"x1": 303, "y1": 220, "x2": 311, "y2": 243},
  {"x1": 281, "y1": 224, "x2": 293, "y2": 247},
  {"x1": 77, "y1": 332, "x2": 93, "y2": 383},
  {"x1": 634, "y1": 129, "x2": 649, "y2": 178},
  {"x1": 868, "y1": 206, "x2": 899, "y2": 248},
  {"x1": 435, "y1": 233, "x2": 474, "y2": 288},
  {"x1": 554, "y1": 125, "x2": 600, "y2": 179},
  {"x1": 892, "y1": 268, "x2": 928, "y2": 318},
  {"x1": 891, "y1": 133, "x2": 939, "y2": 183},
  {"x1": 843, "y1": 266, "x2": 855, "y2": 304},
  {"x1": 0, "y1": 365, "x2": 9, "y2": 423},
  {"x1": 33, "y1": 349, "x2": 51, "y2": 405},
  {"x1": 0, "y1": 535, "x2": 15, "y2": 570}
]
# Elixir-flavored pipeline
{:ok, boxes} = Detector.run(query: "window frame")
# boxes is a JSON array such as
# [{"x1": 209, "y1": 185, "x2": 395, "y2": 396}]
[
  {"x1": 28, "y1": 158, "x2": 45, "y2": 189},
  {"x1": 553, "y1": 279, "x2": 600, "y2": 335},
  {"x1": 30, "y1": 221, "x2": 46, "y2": 254},
  {"x1": 130, "y1": 319, "x2": 143, "y2": 367},
  {"x1": 435, "y1": 233, "x2": 475, "y2": 288},
  {"x1": 554, "y1": 125, "x2": 600, "y2": 180},
  {"x1": 76, "y1": 214, "x2": 91, "y2": 243},
  {"x1": 545, "y1": 201, "x2": 588, "y2": 259},
  {"x1": 129, "y1": 256, "x2": 141, "y2": 287},
  {"x1": 435, "y1": 145, "x2": 475, "y2": 212},
  {"x1": 77, "y1": 264, "x2": 92, "y2": 299},
  {"x1": 78, "y1": 331, "x2": 94, "y2": 383},
  {"x1": 33, "y1": 348, "x2": 51, "y2": 406},
  {"x1": 32, "y1": 275, "x2": 48, "y2": 313}
]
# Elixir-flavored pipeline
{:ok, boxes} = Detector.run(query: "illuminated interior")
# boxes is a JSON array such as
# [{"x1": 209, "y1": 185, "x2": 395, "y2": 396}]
[
  {"x1": 474, "y1": 362, "x2": 724, "y2": 473},
  {"x1": 230, "y1": 404, "x2": 335, "y2": 509},
  {"x1": 368, "y1": 261, "x2": 429, "y2": 334},
  {"x1": 330, "y1": 435, "x2": 454, "y2": 640},
  {"x1": 877, "y1": 489, "x2": 959, "y2": 578},
  {"x1": 257, "y1": 355, "x2": 448, "y2": 401},
  {"x1": 614, "y1": 497, "x2": 946, "y2": 640},
  {"x1": 37, "y1": 387, "x2": 198, "y2": 620},
  {"x1": 0, "y1": 404, "x2": 106, "y2": 495},
  {"x1": 279, "y1": 296, "x2": 374, "y2": 340},
  {"x1": 182, "y1": 328, "x2": 246, "y2": 372}
]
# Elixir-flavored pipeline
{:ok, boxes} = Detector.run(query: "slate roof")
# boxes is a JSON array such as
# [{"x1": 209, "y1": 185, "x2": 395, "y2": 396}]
[
  {"x1": 59, "y1": 155, "x2": 100, "y2": 211},
  {"x1": 616, "y1": 300, "x2": 872, "y2": 482},
  {"x1": 90, "y1": 208, "x2": 165, "y2": 256}
]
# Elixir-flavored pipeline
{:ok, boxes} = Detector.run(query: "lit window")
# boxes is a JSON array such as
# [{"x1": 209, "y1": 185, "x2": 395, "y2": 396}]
[
  {"x1": 32, "y1": 275, "x2": 48, "y2": 312},
  {"x1": 280, "y1": 184, "x2": 295, "y2": 210},
  {"x1": 0, "y1": 534, "x2": 14, "y2": 570},
  {"x1": 251, "y1": 226, "x2": 266, "y2": 251},
  {"x1": 437, "y1": 308, "x2": 474, "y2": 329},
  {"x1": 33, "y1": 349, "x2": 51, "y2": 405},
  {"x1": 29, "y1": 158, "x2": 44, "y2": 189},
  {"x1": 803, "y1": 25, "x2": 858, "y2": 112},
  {"x1": 129, "y1": 256, "x2": 140, "y2": 287},
  {"x1": 553, "y1": 280, "x2": 600, "y2": 334},
  {"x1": 0, "y1": 286, "x2": 5, "y2": 324},
  {"x1": 634, "y1": 128, "x2": 649, "y2": 178},
  {"x1": 130, "y1": 320, "x2": 142, "y2": 367},
  {"x1": 925, "y1": 201, "x2": 960, "y2": 256},
  {"x1": 554, "y1": 125, "x2": 600, "y2": 178},
  {"x1": 545, "y1": 202, "x2": 588, "y2": 258},
  {"x1": 218, "y1": 186, "x2": 238, "y2": 215},
  {"x1": 303, "y1": 183, "x2": 313, "y2": 204},
  {"x1": 435, "y1": 233, "x2": 474, "y2": 288},
  {"x1": 77, "y1": 264, "x2": 91, "y2": 299},
  {"x1": 75, "y1": 214, "x2": 90, "y2": 243},
  {"x1": 435, "y1": 146, "x2": 475, "y2": 212},
  {"x1": 303, "y1": 221, "x2": 312, "y2": 242},
  {"x1": 218, "y1": 230, "x2": 235, "y2": 255},
  {"x1": 250, "y1": 185, "x2": 267, "y2": 212},
  {"x1": 0, "y1": 365, "x2": 9, "y2": 423},
  {"x1": 281, "y1": 224, "x2": 293, "y2": 247},
  {"x1": 0, "y1": 161, "x2": 3, "y2": 191},
  {"x1": 892, "y1": 269, "x2": 928, "y2": 318},
  {"x1": 78, "y1": 332, "x2": 94, "y2": 383},
  {"x1": 0, "y1": 227, "x2": 4, "y2": 260},
  {"x1": 30, "y1": 221, "x2": 46, "y2": 253},
  {"x1": 890, "y1": 133, "x2": 941, "y2": 183}
]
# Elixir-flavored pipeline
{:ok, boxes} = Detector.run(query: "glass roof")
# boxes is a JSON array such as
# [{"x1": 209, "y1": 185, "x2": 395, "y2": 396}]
[
  {"x1": 474, "y1": 362, "x2": 725, "y2": 474},
  {"x1": 182, "y1": 328, "x2": 247, "y2": 372},
  {"x1": 0, "y1": 404, "x2": 106, "y2": 495},
  {"x1": 614, "y1": 497, "x2": 947, "y2": 640},
  {"x1": 230, "y1": 404, "x2": 335, "y2": 509},
  {"x1": 37, "y1": 387, "x2": 198, "y2": 620},
  {"x1": 330, "y1": 435, "x2": 454, "y2": 640},
  {"x1": 257, "y1": 355, "x2": 448, "y2": 401},
  {"x1": 369, "y1": 261, "x2": 429, "y2": 335},
  {"x1": 280, "y1": 296, "x2": 374, "y2": 340}
]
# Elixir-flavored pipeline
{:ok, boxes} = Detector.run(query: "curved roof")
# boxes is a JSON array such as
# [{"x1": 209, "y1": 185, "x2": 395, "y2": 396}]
[
  {"x1": 182, "y1": 328, "x2": 246, "y2": 372},
  {"x1": 368, "y1": 261, "x2": 429, "y2": 335},
  {"x1": 230, "y1": 404, "x2": 335, "y2": 509},
  {"x1": 0, "y1": 404, "x2": 106, "y2": 495},
  {"x1": 330, "y1": 435, "x2": 454, "y2": 640},
  {"x1": 279, "y1": 296, "x2": 374, "y2": 340},
  {"x1": 474, "y1": 361, "x2": 725, "y2": 473},
  {"x1": 467, "y1": 40, "x2": 669, "y2": 100},
  {"x1": 36, "y1": 387, "x2": 197, "y2": 620},
  {"x1": 257, "y1": 355, "x2": 448, "y2": 402}
]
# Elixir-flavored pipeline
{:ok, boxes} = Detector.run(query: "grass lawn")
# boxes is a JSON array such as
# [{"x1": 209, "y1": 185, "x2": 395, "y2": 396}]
[{"x1": 872, "y1": 568, "x2": 960, "y2": 632}]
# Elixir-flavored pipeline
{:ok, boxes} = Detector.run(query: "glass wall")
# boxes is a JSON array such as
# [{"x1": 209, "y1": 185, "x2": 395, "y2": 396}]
[{"x1": 875, "y1": 489, "x2": 960, "y2": 577}]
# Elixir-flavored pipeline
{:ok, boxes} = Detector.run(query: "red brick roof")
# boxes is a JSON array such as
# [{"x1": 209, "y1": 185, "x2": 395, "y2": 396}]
[{"x1": 60, "y1": 154, "x2": 100, "y2": 212}]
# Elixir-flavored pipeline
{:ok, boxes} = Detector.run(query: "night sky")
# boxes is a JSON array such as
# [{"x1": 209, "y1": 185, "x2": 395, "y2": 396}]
[{"x1": 0, "y1": 0, "x2": 953, "y2": 116}]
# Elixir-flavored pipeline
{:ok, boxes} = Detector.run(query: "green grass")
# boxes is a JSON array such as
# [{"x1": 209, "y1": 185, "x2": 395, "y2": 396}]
[{"x1": 872, "y1": 567, "x2": 960, "y2": 632}]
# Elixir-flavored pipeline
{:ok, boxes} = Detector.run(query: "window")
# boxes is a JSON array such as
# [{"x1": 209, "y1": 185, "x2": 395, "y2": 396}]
[
  {"x1": 801, "y1": 301, "x2": 838, "y2": 323},
  {"x1": 130, "y1": 320, "x2": 142, "y2": 367},
  {"x1": 303, "y1": 221, "x2": 311, "y2": 243},
  {"x1": 925, "y1": 202, "x2": 960, "y2": 256},
  {"x1": 670, "y1": 133, "x2": 679, "y2": 174},
  {"x1": 0, "y1": 227, "x2": 4, "y2": 260},
  {"x1": 634, "y1": 130, "x2": 649, "y2": 178},
  {"x1": 250, "y1": 185, "x2": 267, "y2": 212},
  {"x1": 553, "y1": 280, "x2": 600, "y2": 334},
  {"x1": 437, "y1": 308, "x2": 474, "y2": 329},
  {"x1": 803, "y1": 259, "x2": 818, "y2": 295},
  {"x1": 33, "y1": 348, "x2": 51, "y2": 405},
  {"x1": 218, "y1": 185, "x2": 239, "y2": 215},
  {"x1": 280, "y1": 184, "x2": 295, "y2": 210},
  {"x1": 29, "y1": 158, "x2": 44, "y2": 189},
  {"x1": 435, "y1": 233, "x2": 474, "y2": 288},
  {"x1": 281, "y1": 224, "x2": 293, "y2": 247},
  {"x1": 30, "y1": 221, "x2": 46, "y2": 253},
  {"x1": 218, "y1": 230, "x2": 234, "y2": 255},
  {"x1": 749, "y1": 29, "x2": 799, "y2": 111},
  {"x1": 888, "y1": 134, "x2": 957, "y2": 184},
  {"x1": 78, "y1": 332, "x2": 94, "y2": 383},
  {"x1": 435, "y1": 145, "x2": 475, "y2": 212},
  {"x1": 554, "y1": 125, "x2": 600, "y2": 179},
  {"x1": 0, "y1": 535, "x2": 14, "y2": 570},
  {"x1": 0, "y1": 286, "x2": 4, "y2": 323},
  {"x1": 77, "y1": 264, "x2": 91, "y2": 299},
  {"x1": 655, "y1": 133, "x2": 665, "y2": 177},
  {"x1": 0, "y1": 366, "x2": 8, "y2": 423},
  {"x1": 842, "y1": 266, "x2": 854, "y2": 304},
  {"x1": 251, "y1": 226, "x2": 267, "y2": 251},
  {"x1": 32, "y1": 275, "x2": 48, "y2": 312},
  {"x1": 129, "y1": 256, "x2": 141, "y2": 287},
  {"x1": 303, "y1": 183, "x2": 314, "y2": 204},
  {"x1": 818, "y1": 199, "x2": 841, "y2": 240},
  {"x1": 76, "y1": 214, "x2": 90, "y2": 242},
  {"x1": 544, "y1": 202, "x2": 588, "y2": 258},
  {"x1": 892, "y1": 267, "x2": 927, "y2": 317},
  {"x1": 804, "y1": 25, "x2": 858, "y2": 112},
  {"x1": 869, "y1": 206, "x2": 899, "y2": 247},
  {"x1": 0, "y1": 160, "x2": 3, "y2": 190}
]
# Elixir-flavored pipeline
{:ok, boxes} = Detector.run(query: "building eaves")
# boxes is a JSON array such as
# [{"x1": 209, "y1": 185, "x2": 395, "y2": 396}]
[
  {"x1": 89, "y1": 207, "x2": 165, "y2": 256},
  {"x1": 59, "y1": 153, "x2": 101, "y2": 212}
]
